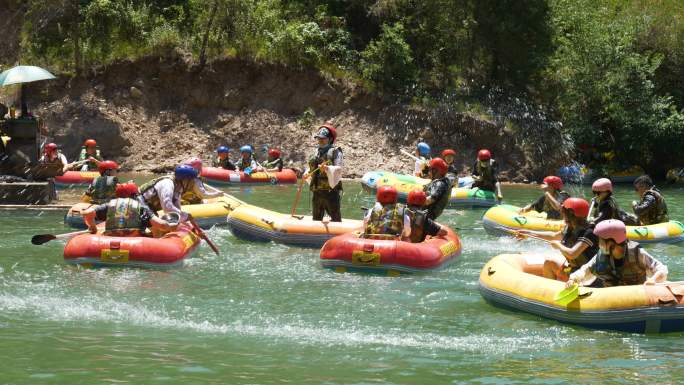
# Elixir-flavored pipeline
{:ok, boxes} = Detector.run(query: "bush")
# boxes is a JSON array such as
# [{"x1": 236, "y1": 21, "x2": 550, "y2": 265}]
[
  {"x1": 360, "y1": 23, "x2": 417, "y2": 94},
  {"x1": 147, "y1": 23, "x2": 184, "y2": 56}
]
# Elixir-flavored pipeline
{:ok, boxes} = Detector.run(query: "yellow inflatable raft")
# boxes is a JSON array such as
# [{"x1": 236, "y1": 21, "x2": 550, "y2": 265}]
[
  {"x1": 482, "y1": 204, "x2": 684, "y2": 244},
  {"x1": 479, "y1": 253, "x2": 684, "y2": 333},
  {"x1": 227, "y1": 204, "x2": 362, "y2": 248},
  {"x1": 64, "y1": 195, "x2": 244, "y2": 230}
]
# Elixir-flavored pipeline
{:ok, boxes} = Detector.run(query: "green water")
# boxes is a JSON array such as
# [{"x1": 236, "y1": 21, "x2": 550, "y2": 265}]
[{"x1": 2, "y1": 182, "x2": 684, "y2": 384}]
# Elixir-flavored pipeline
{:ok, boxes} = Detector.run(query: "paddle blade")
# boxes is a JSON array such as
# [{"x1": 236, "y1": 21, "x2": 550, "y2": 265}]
[
  {"x1": 554, "y1": 284, "x2": 579, "y2": 306},
  {"x1": 31, "y1": 234, "x2": 56, "y2": 245}
]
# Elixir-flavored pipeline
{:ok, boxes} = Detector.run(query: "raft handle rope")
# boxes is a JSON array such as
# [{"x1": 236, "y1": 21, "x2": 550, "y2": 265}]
[{"x1": 487, "y1": 267, "x2": 496, "y2": 276}]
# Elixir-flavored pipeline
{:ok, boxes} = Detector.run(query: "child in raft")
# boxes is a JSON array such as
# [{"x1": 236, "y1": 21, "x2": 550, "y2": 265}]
[
  {"x1": 441, "y1": 149, "x2": 458, "y2": 186},
  {"x1": 589, "y1": 178, "x2": 637, "y2": 225},
  {"x1": 260, "y1": 148, "x2": 284, "y2": 172},
  {"x1": 518, "y1": 175, "x2": 570, "y2": 220}
]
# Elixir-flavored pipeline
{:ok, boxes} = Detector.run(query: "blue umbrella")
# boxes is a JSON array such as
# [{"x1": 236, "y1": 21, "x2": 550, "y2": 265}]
[{"x1": 0, "y1": 65, "x2": 56, "y2": 116}]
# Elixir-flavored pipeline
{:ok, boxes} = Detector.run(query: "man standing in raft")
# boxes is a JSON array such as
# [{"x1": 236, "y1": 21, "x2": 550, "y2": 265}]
[
  {"x1": 423, "y1": 158, "x2": 452, "y2": 220},
  {"x1": 518, "y1": 175, "x2": 570, "y2": 220},
  {"x1": 305, "y1": 123, "x2": 343, "y2": 222},
  {"x1": 82, "y1": 182, "x2": 178, "y2": 236},
  {"x1": 472, "y1": 149, "x2": 503, "y2": 202},
  {"x1": 566, "y1": 219, "x2": 668, "y2": 288}
]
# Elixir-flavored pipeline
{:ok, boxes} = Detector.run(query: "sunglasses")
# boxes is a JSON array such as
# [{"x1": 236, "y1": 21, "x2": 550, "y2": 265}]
[{"x1": 592, "y1": 191, "x2": 601, "y2": 195}]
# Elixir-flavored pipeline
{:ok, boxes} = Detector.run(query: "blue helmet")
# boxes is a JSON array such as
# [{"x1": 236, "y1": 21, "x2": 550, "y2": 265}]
[
  {"x1": 417, "y1": 142, "x2": 431, "y2": 157},
  {"x1": 217, "y1": 146, "x2": 229, "y2": 154},
  {"x1": 240, "y1": 145, "x2": 252, "y2": 153},
  {"x1": 174, "y1": 164, "x2": 198, "y2": 180}
]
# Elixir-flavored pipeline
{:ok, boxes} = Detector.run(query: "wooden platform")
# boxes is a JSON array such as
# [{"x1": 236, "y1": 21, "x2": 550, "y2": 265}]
[{"x1": 0, "y1": 181, "x2": 56, "y2": 205}]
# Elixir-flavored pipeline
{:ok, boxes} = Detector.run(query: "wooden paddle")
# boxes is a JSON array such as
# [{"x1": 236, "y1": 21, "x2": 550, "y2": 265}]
[
  {"x1": 31, "y1": 230, "x2": 89, "y2": 245},
  {"x1": 188, "y1": 217, "x2": 220, "y2": 256},
  {"x1": 290, "y1": 164, "x2": 323, "y2": 217}
]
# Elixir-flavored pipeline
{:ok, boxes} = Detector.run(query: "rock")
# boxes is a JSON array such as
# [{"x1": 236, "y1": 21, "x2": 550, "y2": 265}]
[{"x1": 130, "y1": 86, "x2": 143, "y2": 99}]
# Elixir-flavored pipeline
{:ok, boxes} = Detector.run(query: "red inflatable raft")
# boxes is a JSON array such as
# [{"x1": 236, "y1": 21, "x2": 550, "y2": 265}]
[
  {"x1": 200, "y1": 167, "x2": 297, "y2": 185},
  {"x1": 54, "y1": 171, "x2": 99, "y2": 188},
  {"x1": 320, "y1": 226, "x2": 462, "y2": 275},
  {"x1": 63, "y1": 223, "x2": 201, "y2": 268}
]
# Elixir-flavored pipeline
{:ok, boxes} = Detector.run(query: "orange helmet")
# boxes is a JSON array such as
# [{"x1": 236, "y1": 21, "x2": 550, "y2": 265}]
[
  {"x1": 45, "y1": 143, "x2": 58, "y2": 153},
  {"x1": 315, "y1": 124, "x2": 337, "y2": 143},
  {"x1": 376, "y1": 185, "x2": 398, "y2": 204},
  {"x1": 441, "y1": 149, "x2": 456, "y2": 158},
  {"x1": 115, "y1": 182, "x2": 139, "y2": 198},
  {"x1": 542, "y1": 175, "x2": 563, "y2": 190},
  {"x1": 97, "y1": 160, "x2": 119, "y2": 175},
  {"x1": 407, "y1": 189, "x2": 427, "y2": 206},
  {"x1": 268, "y1": 148, "x2": 281, "y2": 158},
  {"x1": 84, "y1": 139, "x2": 97, "y2": 147},
  {"x1": 562, "y1": 198, "x2": 590, "y2": 218},
  {"x1": 429, "y1": 158, "x2": 448, "y2": 175},
  {"x1": 477, "y1": 149, "x2": 491, "y2": 161}
]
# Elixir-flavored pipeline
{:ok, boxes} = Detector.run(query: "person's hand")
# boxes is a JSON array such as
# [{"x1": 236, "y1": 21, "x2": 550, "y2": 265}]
[
  {"x1": 566, "y1": 277, "x2": 578, "y2": 288},
  {"x1": 643, "y1": 277, "x2": 656, "y2": 286},
  {"x1": 320, "y1": 164, "x2": 328, "y2": 173},
  {"x1": 632, "y1": 200, "x2": 638, "y2": 209},
  {"x1": 550, "y1": 240, "x2": 562, "y2": 250}
]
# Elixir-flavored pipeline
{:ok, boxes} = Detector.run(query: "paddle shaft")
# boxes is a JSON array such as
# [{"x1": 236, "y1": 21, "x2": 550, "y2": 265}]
[
  {"x1": 189, "y1": 217, "x2": 220, "y2": 255},
  {"x1": 587, "y1": 198, "x2": 595, "y2": 220},
  {"x1": 400, "y1": 149, "x2": 422, "y2": 162},
  {"x1": 290, "y1": 165, "x2": 323, "y2": 217},
  {"x1": 31, "y1": 230, "x2": 89, "y2": 245},
  {"x1": 506, "y1": 228, "x2": 552, "y2": 243}
]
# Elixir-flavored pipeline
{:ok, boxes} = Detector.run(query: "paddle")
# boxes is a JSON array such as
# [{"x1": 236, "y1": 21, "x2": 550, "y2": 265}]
[
  {"x1": 400, "y1": 149, "x2": 422, "y2": 162},
  {"x1": 254, "y1": 160, "x2": 277, "y2": 185},
  {"x1": 31, "y1": 230, "x2": 89, "y2": 245},
  {"x1": 587, "y1": 198, "x2": 595, "y2": 220},
  {"x1": 188, "y1": 216, "x2": 220, "y2": 256},
  {"x1": 504, "y1": 228, "x2": 552, "y2": 243},
  {"x1": 290, "y1": 164, "x2": 323, "y2": 217}
]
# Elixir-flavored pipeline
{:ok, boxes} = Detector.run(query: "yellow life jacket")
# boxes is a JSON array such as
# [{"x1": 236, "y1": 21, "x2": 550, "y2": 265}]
[
  {"x1": 104, "y1": 198, "x2": 144, "y2": 234},
  {"x1": 366, "y1": 203, "x2": 405, "y2": 236},
  {"x1": 86, "y1": 175, "x2": 118, "y2": 204},
  {"x1": 308, "y1": 146, "x2": 342, "y2": 192}
]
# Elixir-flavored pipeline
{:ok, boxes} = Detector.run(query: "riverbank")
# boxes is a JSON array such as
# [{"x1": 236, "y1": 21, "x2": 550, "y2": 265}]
[{"x1": 27, "y1": 55, "x2": 567, "y2": 182}]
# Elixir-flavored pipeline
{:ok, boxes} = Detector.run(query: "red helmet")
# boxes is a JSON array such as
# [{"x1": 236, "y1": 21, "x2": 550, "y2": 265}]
[
  {"x1": 45, "y1": 143, "x2": 58, "y2": 153},
  {"x1": 441, "y1": 149, "x2": 456, "y2": 158},
  {"x1": 315, "y1": 123, "x2": 337, "y2": 143},
  {"x1": 407, "y1": 189, "x2": 427, "y2": 206},
  {"x1": 429, "y1": 157, "x2": 448, "y2": 175},
  {"x1": 84, "y1": 139, "x2": 97, "y2": 147},
  {"x1": 562, "y1": 197, "x2": 590, "y2": 218},
  {"x1": 376, "y1": 185, "x2": 398, "y2": 204},
  {"x1": 115, "y1": 182, "x2": 139, "y2": 198},
  {"x1": 183, "y1": 157, "x2": 203, "y2": 172},
  {"x1": 268, "y1": 148, "x2": 281, "y2": 158},
  {"x1": 542, "y1": 175, "x2": 563, "y2": 190},
  {"x1": 97, "y1": 160, "x2": 119, "y2": 175},
  {"x1": 477, "y1": 149, "x2": 491, "y2": 161}
]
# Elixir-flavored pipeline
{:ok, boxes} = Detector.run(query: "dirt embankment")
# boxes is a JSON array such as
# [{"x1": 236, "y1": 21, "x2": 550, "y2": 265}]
[{"x1": 28, "y1": 53, "x2": 560, "y2": 181}]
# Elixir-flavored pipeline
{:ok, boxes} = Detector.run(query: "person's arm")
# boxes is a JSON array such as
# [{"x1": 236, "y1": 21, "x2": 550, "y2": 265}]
[
  {"x1": 424, "y1": 218, "x2": 447, "y2": 237},
  {"x1": 545, "y1": 191, "x2": 564, "y2": 212},
  {"x1": 414, "y1": 159, "x2": 425, "y2": 176},
  {"x1": 156, "y1": 180, "x2": 186, "y2": 221},
  {"x1": 516, "y1": 229, "x2": 562, "y2": 240},
  {"x1": 640, "y1": 249, "x2": 668, "y2": 285},
  {"x1": 150, "y1": 215, "x2": 176, "y2": 233},
  {"x1": 82, "y1": 205, "x2": 107, "y2": 234},
  {"x1": 401, "y1": 213, "x2": 412, "y2": 239},
  {"x1": 632, "y1": 194, "x2": 656, "y2": 216},
  {"x1": 567, "y1": 256, "x2": 598, "y2": 287},
  {"x1": 520, "y1": 195, "x2": 544, "y2": 213},
  {"x1": 191, "y1": 179, "x2": 222, "y2": 199},
  {"x1": 425, "y1": 181, "x2": 446, "y2": 205}
]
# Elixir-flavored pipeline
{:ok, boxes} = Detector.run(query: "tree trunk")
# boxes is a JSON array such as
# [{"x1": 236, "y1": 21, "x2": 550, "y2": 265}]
[{"x1": 198, "y1": 0, "x2": 219, "y2": 70}]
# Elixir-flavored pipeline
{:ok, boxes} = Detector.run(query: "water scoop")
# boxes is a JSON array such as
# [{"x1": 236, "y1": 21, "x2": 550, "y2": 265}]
[{"x1": 554, "y1": 283, "x2": 579, "y2": 306}]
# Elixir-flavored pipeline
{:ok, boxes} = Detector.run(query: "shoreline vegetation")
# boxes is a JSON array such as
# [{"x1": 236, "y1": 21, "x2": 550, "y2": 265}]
[{"x1": 2, "y1": 0, "x2": 683, "y2": 179}]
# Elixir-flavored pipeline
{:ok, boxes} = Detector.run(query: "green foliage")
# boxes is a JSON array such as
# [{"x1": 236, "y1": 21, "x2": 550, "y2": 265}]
[{"x1": 360, "y1": 23, "x2": 416, "y2": 93}]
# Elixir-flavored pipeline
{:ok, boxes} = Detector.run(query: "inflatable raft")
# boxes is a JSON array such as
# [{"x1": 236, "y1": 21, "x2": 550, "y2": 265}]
[
  {"x1": 227, "y1": 204, "x2": 362, "y2": 248},
  {"x1": 201, "y1": 167, "x2": 297, "y2": 185},
  {"x1": 482, "y1": 204, "x2": 684, "y2": 244},
  {"x1": 320, "y1": 227, "x2": 462, "y2": 275},
  {"x1": 361, "y1": 171, "x2": 494, "y2": 208},
  {"x1": 479, "y1": 253, "x2": 684, "y2": 333},
  {"x1": 54, "y1": 171, "x2": 99, "y2": 188},
  {"x1": 63, "y1": 222, "x2": 201, "y2": 269},
  {"x1": 64, "y1": 195, "x2": 244, "y2": 230}
]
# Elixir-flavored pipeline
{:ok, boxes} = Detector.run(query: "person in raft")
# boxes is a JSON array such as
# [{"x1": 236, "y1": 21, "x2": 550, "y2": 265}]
[
  {"x1": 180, "y1": 157, "x2": 223, "y2": 205},
  {"x1": 441, "y1": 149, "x2": 459, "y2": 186},
  {"x1": 82, "y1": 160, "x2": 119, "y2": 204},
  {"x1": 82, "y1": 182, "x2": 178, "y2": 236},
  {"x1": 260, "y1": 148, "x2": 284, "y2": 172},
  {"x1": 414, "y1": 142, "x2": 431, "y2": 178},
  {"x1": 631, "y1": 175, "x2": 669, "y2": 225},
  {"x1": 39, "y1": 142, "x2": 79, "y2": 173},
  {"x1": 566, "y1": 219, "x2": 668, "y2": 288},
  {"x1": 213, "y1": 146, "x2": 236, "y2": 170},
  {"x1": 471, "y1": 149, "x2": 503, "y2": 202},
  {"x1": 516, "y1": 198, "x2": 598, "y2": 281},
  {"x1": 305, "y1": 123, "x2": 343, "y2": 222},
  {"x1": 403, "y1": 189, "x2": 448, "y2": 243},
  {"x1": 363, "y1": 185, "x2": 409, "y2": 237},
  {"x1": 587, "y1": 177, "x2": 633, "y2": 225},
  {"x1": 518, "y1": 175, "x2": 570, "y2": 220},
  {"x1": 237, "y1": 145, "x2": 258, "y2": 174},
  {"x1": 78, "y1": 139, "x2": 103, "y2": 171},
  {"x1": 423, "y1": 158, "x2": 452, "y2": 220},
  {"x1": 139, "y1": 164, "x2": 205, "y2": 222}
]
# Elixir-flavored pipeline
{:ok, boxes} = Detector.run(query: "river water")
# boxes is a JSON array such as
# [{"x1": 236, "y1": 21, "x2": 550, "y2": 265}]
[{"x1": 1, "y1": 181, "x2": 683, "y2": 384}]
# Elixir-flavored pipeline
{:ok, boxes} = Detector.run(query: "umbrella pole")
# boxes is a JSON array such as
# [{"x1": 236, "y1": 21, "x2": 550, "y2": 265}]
[{"x1": 20, "y1": 83, "x2": 28, "y2": 117}]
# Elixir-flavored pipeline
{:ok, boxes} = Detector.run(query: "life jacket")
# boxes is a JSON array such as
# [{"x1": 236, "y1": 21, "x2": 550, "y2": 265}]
[
  {"x1": 473, "y1": 159, "x2": 497, "y2": 190},
  {"x1": 424, "y1": 177, "x2": 451, "y2": 219},
  {"x1": 89, "y1": 175, "x2": 118, "y2": 204},
  {"x1": 238, "y1": 156, "x2": 254, "y2": 171},
  {"x1": 543, "y1": 190, "x2": 570, "y2": 220},
  {"x1": 405, "y1": 206, "x2": 429, "y2": 243},
  {"x1": 308, "y1": 146, "x2": 343, "y2": 192},
  {"x1": 366, "y1": 203, "x2": 405, "y2": 236},
  {"x1": 263, "y1": 157, "x2": 283, "y2": 170},
  {"x1": 104, "y1": 198, "x2": 144, "y2": 234},
  {"x1": 637, "y1": 188, "x2": 669, "y2": 225},
  {"x1": 590, "y1": 241, "x2": 646, "y2": 287},
  {"x1": 79, "y1": 147, "x2": 102, "y2": 171},
  {"x1": 213, "y1": 157, "x2": 236, "y2": 170},
  {"x1": 140, "y1": 175, "x2": 174, "y2": 212},
  {"x1": 561, "y1": 222, "x2": 596, "y2": 270},
  {"x1": 591, "y1": 195, "x2": 620, "y2": 222}
]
